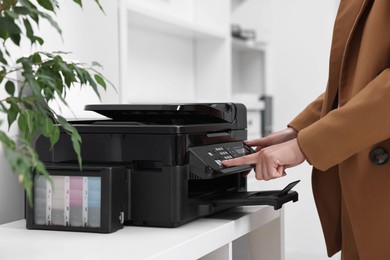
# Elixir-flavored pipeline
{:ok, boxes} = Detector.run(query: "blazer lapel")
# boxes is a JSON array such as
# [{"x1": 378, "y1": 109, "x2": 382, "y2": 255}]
[{"x1": 322, "y1": 0, "x2": 372, "y2": 115}]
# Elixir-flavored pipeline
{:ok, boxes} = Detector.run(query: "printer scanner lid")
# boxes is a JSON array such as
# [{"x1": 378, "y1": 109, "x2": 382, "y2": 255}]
[
  {"x1": 86, "y1": 103, "x2": 238, "y2": 123},
  {"x1": 81, "y1": 103, "x2": 247, "y2": 134}
]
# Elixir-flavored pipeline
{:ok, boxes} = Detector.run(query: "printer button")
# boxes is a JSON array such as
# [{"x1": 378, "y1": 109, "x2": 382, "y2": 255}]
[
  {"x1": 219, "y1": 155, "x2": 233, "y2": 160},
  {"x1": 207, "y1": 151, "x2": 214, "y2": 156},
  {"x1": 214, "y1": 159, "x2": 222, "y2": 167}
]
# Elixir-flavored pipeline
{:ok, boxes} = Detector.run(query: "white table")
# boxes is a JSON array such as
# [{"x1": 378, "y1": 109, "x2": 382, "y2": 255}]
[{"x1": 0, "y1": 206, "x2": 283, "y2": 260}]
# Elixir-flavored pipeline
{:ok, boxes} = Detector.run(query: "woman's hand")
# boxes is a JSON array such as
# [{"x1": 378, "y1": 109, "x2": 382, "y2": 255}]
[
  {"x1": 245, "y1": 127, "x2": 298, "y2": 151},
  {"x1": 222, "y1": 138, "x2": 305, "y2": 180}
]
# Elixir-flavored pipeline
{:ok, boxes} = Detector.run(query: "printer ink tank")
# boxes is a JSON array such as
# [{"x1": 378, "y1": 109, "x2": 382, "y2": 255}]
[
  {"x1": 69, "y1": 176, "x2": 84, "y2": 227},
  {"x1": 26, "y1": 164, "x2": 128, "y2": 233}
]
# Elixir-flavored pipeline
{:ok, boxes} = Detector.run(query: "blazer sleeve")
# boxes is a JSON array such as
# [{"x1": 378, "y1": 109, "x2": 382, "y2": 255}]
[
  {"x1": 297, "y1": 69, "x2": 390, "y2": 171},
  {"x1": 288, "y1": 92, "x2": 325, "y2": 132}
]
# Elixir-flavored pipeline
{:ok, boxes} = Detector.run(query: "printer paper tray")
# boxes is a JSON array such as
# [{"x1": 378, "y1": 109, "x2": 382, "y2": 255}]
[{"x1": 199, "y1": 180, "x2": 300, "y2": 210}]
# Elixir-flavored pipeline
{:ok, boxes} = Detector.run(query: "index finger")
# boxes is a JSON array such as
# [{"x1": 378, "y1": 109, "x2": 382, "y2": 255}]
[{"x1": 221, "y1": 152, "x2": 258, "y2": 167}]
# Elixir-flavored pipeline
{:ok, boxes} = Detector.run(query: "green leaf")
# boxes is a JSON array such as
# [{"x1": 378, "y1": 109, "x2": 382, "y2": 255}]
[
  {"x1": 25, "y1": 75, "x2": 41, "y2": 95},
  {"x1": 72, "y1": 0, "x2": 82, "y2": 7},
  {"x1": 18, "y1": 57, "x2": 33, "y2": 73},
  {"x1": 94, "y1": 74, "x2": 106, "y2": 89},
  {"x1": 37, "y1": 115, "x2": 60, "y2": 148},
  {"x1": 7, "y1": 101, "x2": 19, "y2": 128},
  {"x1": 0, "y1": 17, "x2": 21, "y2": 40},
  {"x1": 41, "y1": 116, "x2": 54, "y2": 138},
  {"x1": 5, "y1": 81, "x2": 15, "y2": 96},
  {"x1": 18, "y1": 110, "x2": 34, "y2": 139},
  {"x1": 62, "y1": 70, "x2": 76, "y2": 87},
  {"x1": 38, "y1": 11, "x2": 62, "y2": 35},
  {"x1": 23, "y1": 18, "x2": 35, "y2": 44},
  {"x1": 32, "y1": 53, "x2": 42, "y2": 64},
  {"x1": 71, "y1": 132, "x2": 82, "y2": 169},
  {"x1": 34, "y1": 36, "x2": 44, "y2": 45},
  {"x1": 50, "y1": 126, "x2": 60, "y2": 148},
  {"x1": 0, "y1": 67, "x2": 6, "y2": 84},
  {"x1": 36, "y1": 65, "x2": 64, "y2": 100},
  {"x1": 0, "y1": 130, "x2": 15, "y2": 148},
  {"x1": 10, "y1": 33, "x2": 21, "y2": 46},
  {"x1": 18, "y1": 112, "x2": 28, "y2": 135},
  {"x1": 0, "y1": 49, "x2": 8, "y2": 65},
  {"x1": 84, "y1": 70, "x2": 100, "y2": 99},
  {"x1": 17, "y1": 0, "x2": 37, "y2": 10},
  {"x1": 4, "y1": 10, "x2": 19, "y2": 19},
  {"x1": 57, "y1": 116, "x2": 82, "y2": 168},
  {"x1": 21, "y1": 96, "x2": 39, "y2": 110},
  {"x1": 37, "y1": 0, "x2": 55, "y2": 12},
  {"x1": 13, "y1": 6, "x2": 30, "y2": 15},
  {"x1": 73, "y1": 65, "x2": 86, "y2": 84},
  {"x1": 35, "y1": 160, "x2": 51, "y2": 182},
  {"x1": 57, "y1": 116, "x2": 81, "y2": 141},
  {"x1": 91, "y1": 61, "x2": 102, "y2": 68},
  {"x1": 94, "y1": 0, "x2": 105, "y2": 14},
  {"x1": 54, "y1": 57, "x2": 72, "y2": 74}
]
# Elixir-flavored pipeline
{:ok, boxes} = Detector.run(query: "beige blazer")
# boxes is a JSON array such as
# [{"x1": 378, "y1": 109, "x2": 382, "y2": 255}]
[{"x1": 289, "y1": 0, "x2": 390, "y2": 258}]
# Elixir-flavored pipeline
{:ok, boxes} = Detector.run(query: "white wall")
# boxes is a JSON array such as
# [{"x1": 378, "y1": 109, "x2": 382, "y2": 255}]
[
  {"x1": 0, "y1": 92, "x2": 23, "y2": 225},
  {"x1": 42, "y1": 0, "x2": 120, "y2": 118},
  {"x1": 270, "y1": 0, "x2": 340, "y2": 259}
]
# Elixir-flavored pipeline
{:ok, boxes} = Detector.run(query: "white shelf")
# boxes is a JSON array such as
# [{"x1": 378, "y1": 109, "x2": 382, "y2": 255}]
[
  {"x1": 232, "y1": 38, "x2": 267, "y2": 52},
  {"x1": 124, "y1": 1, "x2": 227, "y2": 40}
]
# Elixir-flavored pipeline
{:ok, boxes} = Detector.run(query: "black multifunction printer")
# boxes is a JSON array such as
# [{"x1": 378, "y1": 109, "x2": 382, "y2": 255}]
[{"x1": 26, "y1": 103, "x2": 299, "y2": 233}]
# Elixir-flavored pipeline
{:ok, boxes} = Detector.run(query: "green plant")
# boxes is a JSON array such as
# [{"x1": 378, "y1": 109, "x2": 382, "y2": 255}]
[{"x1": 0, "y1": 0, "x2": 108, "y2": 204}]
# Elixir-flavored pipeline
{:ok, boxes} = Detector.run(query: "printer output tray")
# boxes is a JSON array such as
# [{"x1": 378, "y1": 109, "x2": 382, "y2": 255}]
[{"x1": 197, "y1": 180, "x2": 300, "y2": 210}]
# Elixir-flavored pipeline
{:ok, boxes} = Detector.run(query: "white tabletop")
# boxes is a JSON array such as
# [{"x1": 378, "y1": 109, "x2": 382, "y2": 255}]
[{"x1": 0, "y1": 206, "x2": 280, "y2": 260}]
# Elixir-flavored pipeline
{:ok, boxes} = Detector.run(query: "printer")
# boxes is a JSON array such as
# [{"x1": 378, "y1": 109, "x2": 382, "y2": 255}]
[{"x1": 26, "y1": 103, "x2": 299, "y2": 233}]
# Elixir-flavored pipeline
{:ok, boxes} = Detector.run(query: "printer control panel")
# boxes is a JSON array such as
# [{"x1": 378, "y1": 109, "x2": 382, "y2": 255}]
[
  {"x1": 189, "y1": 141, "x2": 255, "y2": 179},
  {"x1": 209, "y1": 145, "x2": 251, "y2": 168}
]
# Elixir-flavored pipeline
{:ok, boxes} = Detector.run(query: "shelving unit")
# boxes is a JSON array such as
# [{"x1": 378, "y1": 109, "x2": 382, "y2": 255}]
[
  {"x1": 230, "y1": 0, "x2": 270, "y2": 139},
  {"x1": 232, "y1": 38, "x2": 267, "y2": 52},
  {"x1": 231, "y1": 38, "x2": 267, "y2": 107},
  {"x1": 117, "y1": 0, "x2": 270, "y2": 137},
  {"x1": 121, "y1": 1, "x2": 227, "y2": 40},
  {"x1": 118, "y1": 0, "x2": 230, "y2": 104}
]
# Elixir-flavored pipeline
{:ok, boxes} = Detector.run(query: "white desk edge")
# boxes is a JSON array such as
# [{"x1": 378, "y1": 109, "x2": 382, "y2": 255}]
[{"x1": 0, "y1": 206, "x2": 282, "y2": 260}]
